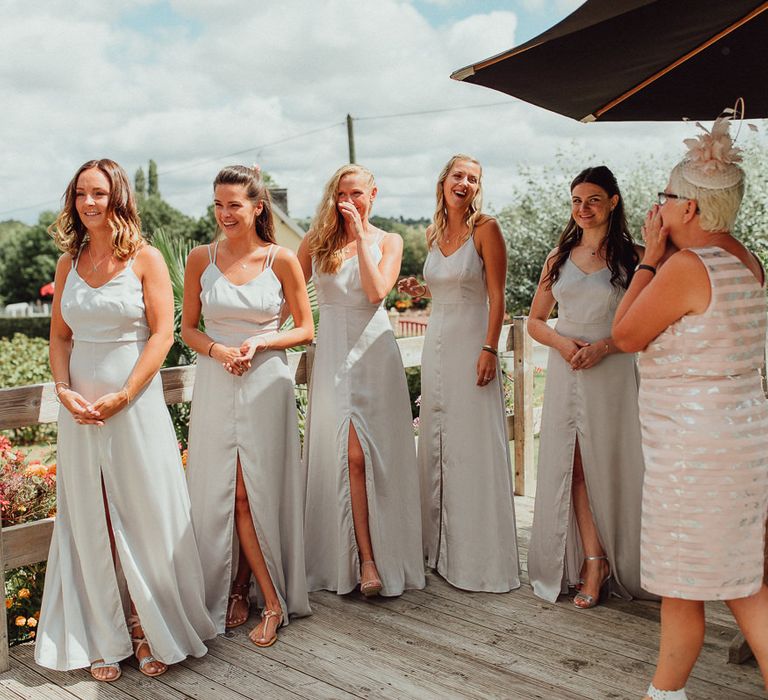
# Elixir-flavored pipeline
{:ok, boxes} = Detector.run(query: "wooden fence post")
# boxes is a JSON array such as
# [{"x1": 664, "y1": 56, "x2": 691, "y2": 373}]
[
  {"x1": 0, "y1": 521, "x2": 9, "y2": 672},
  {"x1": 511, "y1": 316, "x2": 535, "y2": 496}
]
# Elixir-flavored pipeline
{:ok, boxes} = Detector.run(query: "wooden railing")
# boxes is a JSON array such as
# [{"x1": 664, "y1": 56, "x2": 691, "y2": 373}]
[{"x1": 0, "y1": 317, "x2": 536, "y2": 671}]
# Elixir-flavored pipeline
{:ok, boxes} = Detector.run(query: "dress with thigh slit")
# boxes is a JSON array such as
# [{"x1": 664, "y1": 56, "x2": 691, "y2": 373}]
[
  {"x1": 527, "y1": 258, "x2": 650, "y2": 602},
  {"x1": 185, "y1": 243, "x2": 311, "y2": 633},
  {"x1": 303, "y1": 237, "x2": 425, "y2": 596},
  {"x1": 418, "y1": 230, "x2": 520, "y2": 592},
  {"x1": 35, "y1": 253, "x2": 216, "y2": 671}
]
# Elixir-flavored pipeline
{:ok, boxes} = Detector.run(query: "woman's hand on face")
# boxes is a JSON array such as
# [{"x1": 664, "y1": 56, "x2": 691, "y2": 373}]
[
  {"x1": 337, "y1": 202, "x2": 365, "y2": 240},
  {"x1": 569, "y1": 342, "x2": 607, "y2": 370},
  {"x1": 90, "y1": 391, "x2": 130, "y2": 421},
  {"x1": 397, "y1": 276, "x2": 426, "y2": 298},
  {"x1": 557, "y1": 337, "x2": 589, "y2": 364},
  {"x1": 641, "y1": 205, "x2": 671, "y2": 266},
  {"x1": 59, "y1": 389, "x2": 104, "y2": 426},
  {"x1": 476, "y1": 349, "x2": 497, "y2": 387}
]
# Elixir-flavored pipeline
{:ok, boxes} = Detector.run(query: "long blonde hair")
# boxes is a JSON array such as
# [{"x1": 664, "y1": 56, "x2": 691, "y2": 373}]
[
  {"x1": 306, "y1": 164, "x2": 375, "y2": 275},
  {"x1": 428, "y1": 154, "x2": 483, "y2": 249},
  {"x1": 49, "y1": 159, "x2": 143, "y2": 259}
]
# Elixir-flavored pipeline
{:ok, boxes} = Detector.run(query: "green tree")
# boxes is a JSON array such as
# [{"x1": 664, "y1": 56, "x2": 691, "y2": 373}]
[
  {"x1": 139, "y1": 195, "x2": 195, "y2": 242},
  {"x1": 134, "y1": 167, "x2": 147, "y2": 200},
  {"x1": 0, "y1": 213, "x2": 59, "y2": 304},
  {"x1": 148, "y1": 159, "x2": 159, "y2": 196}
]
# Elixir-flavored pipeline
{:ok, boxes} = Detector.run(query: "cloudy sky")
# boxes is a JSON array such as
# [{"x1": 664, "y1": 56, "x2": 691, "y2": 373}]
[{"x1": 0, "y1": 0, "x2": 755, "y2": 225}]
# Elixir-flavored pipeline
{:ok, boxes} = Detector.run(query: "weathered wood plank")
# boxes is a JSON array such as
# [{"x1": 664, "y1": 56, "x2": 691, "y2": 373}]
[
  {"x1": 2, "y1": 518, "x2": 54, "y2": 571},
  {"x1": 512, "y1": 316, "x2": 535, "y2": 496}
]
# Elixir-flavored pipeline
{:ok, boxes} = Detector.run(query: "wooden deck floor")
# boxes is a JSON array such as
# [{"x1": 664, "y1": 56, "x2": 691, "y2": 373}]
[{"x1": 0, "y1": 497, "x2": 762, "y2": 699}]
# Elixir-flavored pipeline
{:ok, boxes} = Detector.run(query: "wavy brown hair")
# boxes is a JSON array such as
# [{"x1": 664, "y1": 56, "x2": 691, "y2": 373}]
[
  {"x1": 428, "y1": 154, "x2": 483, "y2": 249},
  {"x1": 307, "y1": 164, "x2": 375, "y2": 275},
  {"x1": 49, "y1": 159, "x2": 143, "y2": 259},
  {"x1": 543, "y1": 166, "x2": 638, "y2": 290},
  {"x1": 213, "y1": 165, "x2": 275, "y2": 243}
]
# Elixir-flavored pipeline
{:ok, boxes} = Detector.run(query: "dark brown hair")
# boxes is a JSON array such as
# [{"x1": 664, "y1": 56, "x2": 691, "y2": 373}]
[
  {"x1": 213, "y1": 165, "x2": 275, "y2": 243},
  {"x1": 544, "y1": 165, "x2": 638, "y2": 290}
]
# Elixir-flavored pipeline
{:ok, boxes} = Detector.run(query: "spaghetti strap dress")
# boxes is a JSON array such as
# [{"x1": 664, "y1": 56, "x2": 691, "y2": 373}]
[
  {"x1": 35, "y1": 253, "x2": 216, "y2": 671},
  {"x1": 419, "y1": 232, "x2": 520, "y2": 592},
  {"x1": 527, "y1": 258, "x2": 648, "y2": 602},
  {"x1": 186, "y1": 243, "x2": 311, "y2": 632},
  {"x1": 303, "y1": 237, "x2": 425, "y2": 596},
  {"x1": 639, "y1": 246, "x2": 768, "y2": 600}
]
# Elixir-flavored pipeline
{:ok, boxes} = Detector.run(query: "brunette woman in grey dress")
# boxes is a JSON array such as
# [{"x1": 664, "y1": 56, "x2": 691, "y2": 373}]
[{"x1": 527, "y1": 166, "x2": 647, "y2": 608}]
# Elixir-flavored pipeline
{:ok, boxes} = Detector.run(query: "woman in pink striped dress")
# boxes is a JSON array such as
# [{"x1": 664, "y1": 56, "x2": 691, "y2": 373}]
[{"x1": 613, "y1": 112, "x2": 768, "y2": 700}]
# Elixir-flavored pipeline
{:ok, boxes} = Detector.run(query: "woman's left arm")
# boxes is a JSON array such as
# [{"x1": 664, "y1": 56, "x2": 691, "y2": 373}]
[
  {"x1": 90, "y1": 246, "x2": 174, "y2": 420},
  {"x1": 357, "y1": 232, "x2": 403, "y2": 304},
  {"x1": 475, "y1": 219, "x2": 507, "y2": 386}
]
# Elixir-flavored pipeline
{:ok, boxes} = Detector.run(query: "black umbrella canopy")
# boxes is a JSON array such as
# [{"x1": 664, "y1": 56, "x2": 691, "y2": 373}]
[{"x1": 451, "y1": 0, "x2": 768, "y2": 122}]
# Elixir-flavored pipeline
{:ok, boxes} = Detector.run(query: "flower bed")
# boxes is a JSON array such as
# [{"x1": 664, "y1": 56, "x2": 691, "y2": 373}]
[{"x1": 1, "y1": 435, "x2": 56, "y2": 645}]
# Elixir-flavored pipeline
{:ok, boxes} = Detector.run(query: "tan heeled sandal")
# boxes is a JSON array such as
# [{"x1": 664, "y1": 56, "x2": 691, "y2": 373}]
[
  {"x1": 250, "y1": 609, "x2": 283, "y2": 647},
  {"x1": 360, "y1": 560, "x2": 383, "y2": 597},
  {"x1": 127, "y1": 615, "x2": 167, "y2": 677}
]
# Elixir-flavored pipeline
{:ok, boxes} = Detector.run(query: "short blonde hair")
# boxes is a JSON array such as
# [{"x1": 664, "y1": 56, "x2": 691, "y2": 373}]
[
  {"x1": 307, "y1": 164, "x2": 375, "y2": 275},
  {"x1": 49, "y1": 159, "x2": 143, "y2": 259},
  {"x1": 669, "y1": 162, "x2": 745, "y2": 232}
]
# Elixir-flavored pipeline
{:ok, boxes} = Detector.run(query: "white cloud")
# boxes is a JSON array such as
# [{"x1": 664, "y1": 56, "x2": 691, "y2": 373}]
[{"x1": 0, "y1": 0, "x2": 746, "y2": 230}]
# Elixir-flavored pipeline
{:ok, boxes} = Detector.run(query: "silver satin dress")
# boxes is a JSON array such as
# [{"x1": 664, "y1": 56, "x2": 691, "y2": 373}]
[
  {"x1": 419, "y1": 235, "x2": 520, "y2": 592},
  {"x1": 303, "y1": 238, "x2": 425, "y2": 596},
  {"x1": 186, "y1": 243, "x2": 311, "y2": 632},
  {"x1": 35, "y1": 254, "x2": 216, "y2": 671},
  {"x1": 528, "y1": 258, "x2": 648, "y2": 602}
]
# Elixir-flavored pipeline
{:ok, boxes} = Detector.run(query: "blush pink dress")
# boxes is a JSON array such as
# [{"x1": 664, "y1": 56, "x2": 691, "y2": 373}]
[{"x1": 638, "y1": 246, "x2": 768, "y2": 600}]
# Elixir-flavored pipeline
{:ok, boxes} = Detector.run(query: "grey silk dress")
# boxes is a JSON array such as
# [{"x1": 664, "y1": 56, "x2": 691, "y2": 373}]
[
  {"x1": 527, "y1": 258, "x2": 648, "y2": 602},
  {"x1": 419, "y1": 234, "x2": 520, "y2": 592},
  {"x1": 35, "y1": 254, "x2": 216, "y2": 671},
  {"x1": 303, "y1": 237, "x2": 425, "y2": 596},
  {"x1": 186, "y1": 243, "x2": 311, "y2": 633}
]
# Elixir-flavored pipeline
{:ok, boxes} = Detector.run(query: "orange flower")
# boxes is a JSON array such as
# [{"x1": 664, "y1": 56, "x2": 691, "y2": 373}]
[
  {"x1": 17, "y1": 588, "x2": 30, "y2": 599},
  {"x1": 26, "y1": 618, "x2": 37, "y2": 628},
  {"x1": 5, "y1": 598, "x2": 12, "y2": 609},
  {"x1": 33, "y1": 611, "x2": 40, "y2": 620},
  {"x1": 46, "y1": 463, "x2": 57, "y2": 477},
  {"x1": 23, "y1": 462, "x2": 47, "y2": 477},
  {"x1": 29, "y1": 631, "x2": 35, "y2": 638},
  {"x1": 181, "y1": 449, "x2": 188, "y2": 467},
  {"x1": 14, "y1": 616, "x2": 26, "y2": 627}
]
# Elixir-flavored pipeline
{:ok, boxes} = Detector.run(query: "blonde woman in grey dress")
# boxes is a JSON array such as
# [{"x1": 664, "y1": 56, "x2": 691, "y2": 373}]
[
  {"x1": 298, "y1": 164, "x2": 425, "y2": 598},
  {"x1": 398, "y1": 154, "x2": 519, "y2": 592},
  {"x1": 183, "y1": 166, "x2": 313, "y2": 648},
  {"x1": 527, "y1": 166, "x2": 647, "y2": 609},
  {"x1": 36, "y1": 159, "x2": 215, "y2": 682}
]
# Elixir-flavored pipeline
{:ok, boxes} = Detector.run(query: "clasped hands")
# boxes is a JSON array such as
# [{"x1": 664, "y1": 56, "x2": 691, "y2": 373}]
[
  {"x1": 397, "y1": 276, "x2": 427, "y2": 298},
  {"x1": 558, "y1": 337, "x2": 608, "y2": 371},
  {"x1": 211, "y1": 337, "x2": 268, "y2": 376},
  {"x1": 59, "y1": 388, "x2": 128, "y2": 425}
]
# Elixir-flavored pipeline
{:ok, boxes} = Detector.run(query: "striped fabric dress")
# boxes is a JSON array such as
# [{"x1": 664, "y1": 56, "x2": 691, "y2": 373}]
[{"x1": 638, "y1": 246, "x2": 768, "y2": 600}]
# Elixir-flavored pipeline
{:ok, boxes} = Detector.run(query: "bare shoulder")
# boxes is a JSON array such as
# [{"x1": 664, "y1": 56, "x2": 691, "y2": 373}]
[
  {"x1": 271, "y1": 245, "x2": 300, "y2": 273},
  {"x1": 474, "y1": 215, "x2": 503, "y2": 241},
  {"x1": 133, "y1": 243, "x2": 169, "y2": 278},
  {"x1": 381, "y1": 230, "x2": 403, "y2": 250},
  {"x1": 658, "y1": 248, "x2": 708, "y2": 281},
  {"x1": 56, "y1": 252, "x2": 74, "y2": 273}
]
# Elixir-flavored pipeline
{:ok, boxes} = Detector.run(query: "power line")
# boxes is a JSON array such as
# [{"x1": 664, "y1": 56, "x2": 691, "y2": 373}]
[{"x1": 355, "y1": 100, "x2": 512, "y2": 121}]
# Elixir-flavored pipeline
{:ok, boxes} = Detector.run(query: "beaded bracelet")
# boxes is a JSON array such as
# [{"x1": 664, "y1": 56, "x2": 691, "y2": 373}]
[{"x1": 481, "y1": 345, "x2": 498, "y2": 356}]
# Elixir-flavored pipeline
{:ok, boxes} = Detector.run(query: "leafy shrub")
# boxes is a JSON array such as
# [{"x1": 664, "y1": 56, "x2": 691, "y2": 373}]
[
  {"x1": 5, "y1": 564, "x2": 46, "y2": 646},
  {"x1": 0, "y1": 334, "x2": 57, "y2": 445}
]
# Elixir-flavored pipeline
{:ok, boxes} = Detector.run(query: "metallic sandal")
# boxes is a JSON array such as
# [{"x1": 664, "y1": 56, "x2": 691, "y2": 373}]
[
  {"x1": 127, "y1": 615, "x2": 167, "y2": 677},
  {"x1": 573, "y1": 555, "x2": 611, "y2": 609},
  {"x1": 360, "y1": 560, "x2": 383, "y2": 597},
  {"x1": 226, "y1": 581, "x2": 251, "y2": 628},
  {"x1": 647, "y1": 683, "x2": 688, "y2": 699},
  {"x1": 89, "y1": 659, "x2": 121, "y2": 682}
]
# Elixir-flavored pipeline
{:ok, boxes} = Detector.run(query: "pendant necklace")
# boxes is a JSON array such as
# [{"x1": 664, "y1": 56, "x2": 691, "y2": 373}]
[{"x1": 87, "y1": 245, "x2": 111, "y2": 271}]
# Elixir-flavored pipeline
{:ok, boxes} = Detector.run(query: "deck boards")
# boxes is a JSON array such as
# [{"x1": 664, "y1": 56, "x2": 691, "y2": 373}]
[{"x1": 1, "y1": 496, "x2": 763, "y2": 699}]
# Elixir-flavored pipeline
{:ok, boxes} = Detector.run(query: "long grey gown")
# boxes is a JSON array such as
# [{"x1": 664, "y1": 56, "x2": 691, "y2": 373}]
[
  {"x1": 35, "y1": 253, "x2": 216, "y2": 671},
  {"x1": 419, "y1": 234, "x2": 520, "y2": 592},
  {"x1": 527, "y1": 258, "x2": 648, "y2": 602},
  {"x1": 303, "y1": 236, "x2": 425, "y2": 596},
  {"x1": 186, "y1": 243, "x2": 311, "y2": 633}
]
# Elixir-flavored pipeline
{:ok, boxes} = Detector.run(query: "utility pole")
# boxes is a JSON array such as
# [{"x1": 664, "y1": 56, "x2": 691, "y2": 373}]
[{"x1": 346, "y1": 114, "x2": 356, "y2": 164}]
